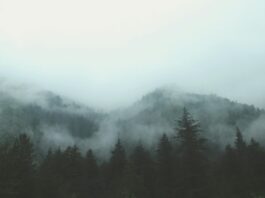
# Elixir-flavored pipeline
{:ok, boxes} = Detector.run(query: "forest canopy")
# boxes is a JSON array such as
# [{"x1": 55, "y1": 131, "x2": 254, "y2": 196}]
[{"x1": 1, "y1": 109, "x2": 265, "y2": 198}]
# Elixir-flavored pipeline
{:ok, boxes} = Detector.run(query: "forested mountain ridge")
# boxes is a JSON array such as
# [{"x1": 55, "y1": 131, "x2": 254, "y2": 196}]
[
  {"x1": 1, "y1": 85, "x2": 265, "y2": 198},
  {"x1": 1, "y1": 108, "x2": 265, "y2": 198},
  {"x1": 0, "y1": 88, "x2": 104, "y2": 150},
  {"x1": 0, "y1": 85, "x2": 264, "y2": 153},
  {"x1": 110, "y1": 87, "x2": 265, "y2": 148}
]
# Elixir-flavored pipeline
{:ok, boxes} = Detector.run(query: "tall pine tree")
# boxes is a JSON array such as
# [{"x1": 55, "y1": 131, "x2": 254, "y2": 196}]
[
  {"x1": 106, "y1": 139, "x2": 127, "y2": 198},
  {"x1": 176, "y1": 108, "x2": 209, "y2": 198},
  {"x1": 156, "y1": 134, "x2": 175, "y2": 198}
]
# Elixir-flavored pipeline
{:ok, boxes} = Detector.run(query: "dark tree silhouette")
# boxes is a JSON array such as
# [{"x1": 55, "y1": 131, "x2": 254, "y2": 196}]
[
  {"x1": 176, "y1": 108, "x2": 209, "y2": 198},
  {"x1": 1, "y1": 111, "x2": 265, "y2": 198},
  {"x1": 83, "y1": 149, "x2": 101, "y2": 198},
  {"x1": 106, "y1": 139, "x2": 127, "y2": 198},
  {"x1": 156, "y1": 134, "x2": 175, "y2": 198},
  {"x1": 129, "y1": 143, "x2": 155, "y2": 198},
  {"x1": 0, "y1": 134, "x2": 35, "y2": 198}
]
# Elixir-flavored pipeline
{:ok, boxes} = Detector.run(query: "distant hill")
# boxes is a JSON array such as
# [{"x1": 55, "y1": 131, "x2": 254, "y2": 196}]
[
  {"x1": 0, "y1": 84, "x2": 264, "y2": 154},
  {"x1": 108, "y1": 87, "x2": 265, "y2": 148},
  {"x1": 0, "y1": 87, "x2": 104, "y2": 151}
]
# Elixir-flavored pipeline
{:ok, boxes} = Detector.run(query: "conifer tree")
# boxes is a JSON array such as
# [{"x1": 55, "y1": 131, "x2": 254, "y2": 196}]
[
  {"x1": 61, "y1": 146, "x2": 83, "y2": 198},
  {"x1": 130, "y1": 143, "x2": 155, "y2": 198},
  {"x1": 156, "y1": 134, "x2": 174, "y2": 198},
  {"x1": 0, "y1": 143, "x2": 14, "y2": 197},
  {"x1": 235, "y1": 127, "x2": 247, "y2": 153},
  {"x1": 107, "y1": 139, "x2": 127, "y2": 198},
  {"x1": 219, "y1": 144, "x2": 238, "y2": 197},
  {"x1": 247, "y1": 138, "x2": 265, "y2": 197},
  {"x1": 109, "y1": 139, "x2": 127, "y2": 178},
  {"x1": 37, "y1": 149, "x2": 60, "y2": 198},
  {"x1": 176, "y1": 108, "x2": 209, "y2": 198},
  {"x1": 234, "y1": 127, "x2": 250, "y2": 198},
  {"x1": 9, "y1": 134, "x2": 35, "y2": 198},
  {"x1": 83, "y1": 149, "x2": 101, "y2": 198}
]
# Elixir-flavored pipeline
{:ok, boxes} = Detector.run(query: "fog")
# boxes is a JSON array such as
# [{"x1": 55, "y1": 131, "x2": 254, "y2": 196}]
[{"x1": 0, "y1": 0, "x2": 264, "y2": 110}]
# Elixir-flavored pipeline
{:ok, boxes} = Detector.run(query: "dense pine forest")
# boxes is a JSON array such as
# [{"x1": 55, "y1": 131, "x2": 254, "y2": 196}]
[
  {"x1": 1, "y1": 0, "x2": 264, "y2": 197},
  {"x1": 1, "y1": 108, "x2": 265, "y2": 198}
]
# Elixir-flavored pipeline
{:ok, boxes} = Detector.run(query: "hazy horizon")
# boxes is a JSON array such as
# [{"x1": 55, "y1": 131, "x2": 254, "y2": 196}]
[{"x1": 1, "y1": 0, "x2": 265, "y2": 110}]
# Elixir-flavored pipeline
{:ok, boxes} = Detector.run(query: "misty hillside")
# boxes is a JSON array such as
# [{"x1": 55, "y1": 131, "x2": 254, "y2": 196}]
[
  {"x1": 113, "y1": 88, "x2": 265, "y2": 148},
  {"x1": 0, "y1": 85, "x2": 265, "y2": 153},
  {"x1": 0, "y1": 88, "x2": 104, "y2": 151}
]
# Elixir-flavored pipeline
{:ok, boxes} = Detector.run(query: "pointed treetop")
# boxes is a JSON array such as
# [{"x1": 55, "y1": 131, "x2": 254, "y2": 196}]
[
  {"x1": 177, "y1": 108, "x2": 201, "y2": 137},
  {"x1": 235, "y1": 127, "x2": 247, "y2": 151}
]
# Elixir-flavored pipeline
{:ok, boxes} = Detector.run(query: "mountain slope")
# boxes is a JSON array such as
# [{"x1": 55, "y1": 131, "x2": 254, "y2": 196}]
[
  {"x1": 0, "y1": 84, "x2": 264, "y2": 154},
  {"x1": 0, "y1": 87, "x2": 104, "y2": 151},
  {"x1": 108, "y1": 87, "x2": 265, "y2": 148}
]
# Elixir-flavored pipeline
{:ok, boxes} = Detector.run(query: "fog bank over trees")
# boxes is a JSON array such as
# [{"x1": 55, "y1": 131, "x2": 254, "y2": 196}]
[{"x1": 0, "y1": 80, "x2": 264, "y2": 159}]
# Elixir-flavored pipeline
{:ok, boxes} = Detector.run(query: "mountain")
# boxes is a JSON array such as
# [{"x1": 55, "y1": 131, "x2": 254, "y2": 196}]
[
  {"x1": 0, "y1": 86, "x2": 105, "y2": 151},
  {"x1": 0, "y1": 84, "x2": 264, "y2": 154},
  {"x1": 107, "y1": 87, "x2": 265, "y2": 149}
]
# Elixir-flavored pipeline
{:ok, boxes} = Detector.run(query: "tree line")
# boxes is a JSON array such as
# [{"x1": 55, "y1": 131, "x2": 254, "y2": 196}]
[{"x1": 0, "y1": 108, "x2": 265, "y2": 198}]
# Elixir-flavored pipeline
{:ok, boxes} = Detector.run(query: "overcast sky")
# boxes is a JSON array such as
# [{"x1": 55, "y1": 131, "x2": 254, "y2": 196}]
[{"x1": 0, "y1": 0, "x2": 265, "y2": 110}]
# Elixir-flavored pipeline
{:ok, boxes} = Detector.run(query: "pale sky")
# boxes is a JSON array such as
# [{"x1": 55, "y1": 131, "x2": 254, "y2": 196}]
[{"x1": 0, "y1": 0, "x2": 265, "y2": 110}]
